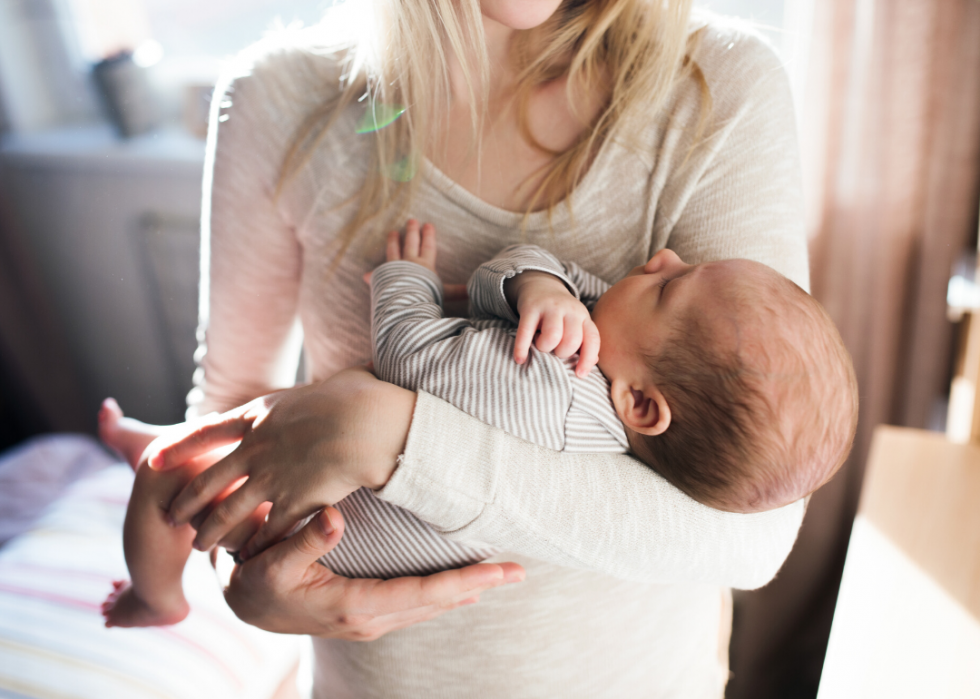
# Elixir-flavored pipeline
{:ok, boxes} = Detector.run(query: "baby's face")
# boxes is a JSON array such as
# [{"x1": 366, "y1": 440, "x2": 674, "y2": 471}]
[{"x1": 592, "y1": 250, "x2": 746, "y2": 383}]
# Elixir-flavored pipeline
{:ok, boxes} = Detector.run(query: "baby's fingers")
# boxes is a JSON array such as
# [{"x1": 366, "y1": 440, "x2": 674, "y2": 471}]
[
  {"x1": 403, "y1": 219, "x2": 421, "y2": 258},
  {"x1": 553, "y1": 316, "x2": 584, "y2": 359},
  {"x1": 514, "y1": 312, "x2": 540, "y2": 365},
  {"x1": 534, "y1": 313, "x2": 563, "y2": 354},
  {"x1": 418, "y1": 223, "x2": 437, "y2": 269},
  {"x1": 386, "y1": 230, "x2": 401, "y2": 261},
  {"x1": 575, "y1": 320, "x2": 601, "y2": 378}
]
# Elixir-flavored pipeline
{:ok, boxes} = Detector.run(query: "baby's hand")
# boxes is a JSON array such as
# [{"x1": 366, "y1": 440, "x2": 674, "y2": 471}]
[
  {"x1": 386, "y1": 218, "x2": 436, "y2": 271},
  {"x1": 509, "y1": 272, "x2": 600, "y2": 378}
]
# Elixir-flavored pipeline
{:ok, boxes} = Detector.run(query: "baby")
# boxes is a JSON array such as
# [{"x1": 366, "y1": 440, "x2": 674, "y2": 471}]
[
  {"x1": 99, "y1": 219, "x2": 857, "y2": 626},
  {"x1": 320, "y1": 220, "x2": 857, "y2": 578},
  {"x1": 365, "y1": 220, "x2": 857, "y2": 513}
]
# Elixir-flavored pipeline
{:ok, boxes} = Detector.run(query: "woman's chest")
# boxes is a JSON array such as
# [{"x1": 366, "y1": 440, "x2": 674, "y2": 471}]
[{"x1": 429, "y1": 78, "x2": 608, "y2": 213}]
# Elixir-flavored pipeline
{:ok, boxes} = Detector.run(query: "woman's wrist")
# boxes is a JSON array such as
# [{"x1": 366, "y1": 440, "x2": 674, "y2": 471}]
[{"x1": 354, "y1": 373, "x2": 418, "y2": 490}]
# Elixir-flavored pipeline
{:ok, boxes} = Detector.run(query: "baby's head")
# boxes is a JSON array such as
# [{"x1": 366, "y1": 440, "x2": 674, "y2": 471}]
[{"x1": 592, "y1": 249, "x2": 858, "y2": 513}]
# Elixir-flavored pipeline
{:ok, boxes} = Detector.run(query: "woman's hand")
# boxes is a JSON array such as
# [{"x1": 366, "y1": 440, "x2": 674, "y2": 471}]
[
  {"x1": 224, "y1": 506, "x2": 524, "y2": 639},
  {"x1": 147, "y1": 367, "x2": 415, "y2": 558}
]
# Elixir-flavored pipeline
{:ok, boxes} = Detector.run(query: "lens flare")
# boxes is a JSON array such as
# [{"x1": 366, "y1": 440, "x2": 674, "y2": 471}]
[
  {"x1": 356, "y1": 103, "x2": 406, "y2": 134},
  {"x1": 386, "y1": 155, "x2": 417, "y2": 183}
]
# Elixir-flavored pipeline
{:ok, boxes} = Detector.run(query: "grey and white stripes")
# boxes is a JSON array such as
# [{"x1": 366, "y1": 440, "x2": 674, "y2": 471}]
[{"x1": 320, "y1": 245, "x2": 629, "y2": 579}]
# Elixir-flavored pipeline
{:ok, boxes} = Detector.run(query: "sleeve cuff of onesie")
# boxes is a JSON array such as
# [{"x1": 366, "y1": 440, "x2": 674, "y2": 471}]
[
  {"x1": 468, "y1": 246, "x2": 580, "y2": 323},
  {"x1": 375, "y1": 390, "x2": 502, "y2": 533}
]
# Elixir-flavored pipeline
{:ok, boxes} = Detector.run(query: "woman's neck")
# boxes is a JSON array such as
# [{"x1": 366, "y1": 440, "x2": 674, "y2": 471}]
[
  {"x1": 433, "y1": 12, "x2": 606, "y2": 213},
  {"x1": 447, "y1": 14, "x2": 519, "y2": 107}
]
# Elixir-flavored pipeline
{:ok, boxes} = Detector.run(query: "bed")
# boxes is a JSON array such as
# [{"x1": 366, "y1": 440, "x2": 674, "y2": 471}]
[{"x1": 0, "y1": 435, "x2": 303, "y2": 699}]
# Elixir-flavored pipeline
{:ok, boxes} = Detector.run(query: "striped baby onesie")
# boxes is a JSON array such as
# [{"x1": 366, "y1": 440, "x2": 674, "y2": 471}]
[{"x1": 319, "y1": 245, "x2": 629, "y2": 578}]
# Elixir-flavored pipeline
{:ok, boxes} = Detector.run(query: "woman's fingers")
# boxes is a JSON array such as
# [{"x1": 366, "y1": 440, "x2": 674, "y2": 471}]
[
  {"x1": 192, "y1": 479, "x2": 267, "y2": 551},
  {"x1": 344, "y1": 591, "x2": 486, "y2": 641},
  {"x1": 147, "y1": 412, "x2": 251, "y2": 471},
  {"x1": 219, "y1": 501, "x2": 272, "y2": 553},
  {"x1": 316, "y1": 562, "x2": 524, "y2": 641},
  {"x1": 264, "y1": 507, "x2": 346, "y2": 579},
  {"x1": 169, "y1": 452, "x2": 248, "y2": 526},
  {"x1": 349, "y1": 604, "x2": 458, "y2": 641},
  {"x1": 385, "y1": 562, "x2": 525, "y2": 610},
  {"x1": 242, "y1": 502, "x2": 310, "y2": 560},
  {"x1": 222, "y1": 509, "x2": 347, "y2": 634},
  {"x1": 224, "y1": 506, "x2": 526, "y2": 640}
]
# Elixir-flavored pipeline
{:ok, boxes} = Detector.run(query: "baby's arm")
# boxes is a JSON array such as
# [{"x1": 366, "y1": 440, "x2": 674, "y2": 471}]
[
  {"x1": 372, "y1": 228, "x2": 593, "y2": 386},
  {"x1": 371, "y1": 226, "x2": 573, "y2": 450},
  {"x1": 371, "y1": 221, "x2": 476, "y2": 385},
  {"x1": 470, "y1": 245, "x2": 607, "y2": 377}
]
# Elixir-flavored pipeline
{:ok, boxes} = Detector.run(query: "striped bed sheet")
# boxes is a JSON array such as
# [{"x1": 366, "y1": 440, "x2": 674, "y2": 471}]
[{"x1": 0, "y1": 439, "x2": 300, "y2": 699}]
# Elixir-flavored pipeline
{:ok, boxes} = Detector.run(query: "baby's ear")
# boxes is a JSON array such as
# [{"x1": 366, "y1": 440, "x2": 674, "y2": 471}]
[{"x1": 611, "y1": 380, "x2": 671, "y2": 436}]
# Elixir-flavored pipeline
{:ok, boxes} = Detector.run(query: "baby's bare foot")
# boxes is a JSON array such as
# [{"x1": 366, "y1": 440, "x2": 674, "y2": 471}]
[
  {"x1": 98, "y1": 399, "x2": 162, "y2": 470},
  {"x1": 101, "y1": 580, "x2": 189, "y2": 628}
]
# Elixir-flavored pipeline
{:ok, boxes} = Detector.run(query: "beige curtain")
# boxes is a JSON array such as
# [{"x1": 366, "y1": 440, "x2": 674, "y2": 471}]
[{"x1": 728, "y1": 1, "x2": 980, "y2": 696}]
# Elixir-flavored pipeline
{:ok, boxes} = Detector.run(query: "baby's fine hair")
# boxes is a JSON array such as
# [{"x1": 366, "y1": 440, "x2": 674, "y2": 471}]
[{"x1": 627, "y1": 264, "x2": 858, "y2": 513}]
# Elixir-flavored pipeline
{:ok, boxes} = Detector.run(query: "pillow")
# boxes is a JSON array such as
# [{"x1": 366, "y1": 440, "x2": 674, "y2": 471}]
[{"x1": 0, "y1": 461, "x2": 301, "y2": 698}]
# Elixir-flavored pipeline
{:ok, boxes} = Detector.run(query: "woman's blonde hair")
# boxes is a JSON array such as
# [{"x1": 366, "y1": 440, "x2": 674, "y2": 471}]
[{"x1": 278, "y1": 0, "x2": 705, "y2": 263}]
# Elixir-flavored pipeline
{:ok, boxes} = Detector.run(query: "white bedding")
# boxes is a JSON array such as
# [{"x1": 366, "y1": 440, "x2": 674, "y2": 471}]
[
  {"x1": 0, "y1": 435, "x2": 116, "y2": 548},
  {"x1": 0, "y1": 435, "x2": 301, "y2": 699}
]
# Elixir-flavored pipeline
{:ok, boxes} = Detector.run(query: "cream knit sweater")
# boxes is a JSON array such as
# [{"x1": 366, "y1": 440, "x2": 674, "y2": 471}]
[{"x1": 191, "y1": 16, "x2": 808, "y2": 699}]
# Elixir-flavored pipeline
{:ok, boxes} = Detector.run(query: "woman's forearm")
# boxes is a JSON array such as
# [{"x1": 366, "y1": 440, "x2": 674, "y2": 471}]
[
  {"x1": 160, "y1": 370, "x2": 415, "y2": 554},
  {"x1": 378, "y1": 391, "x2": 804, "y2": 589}
]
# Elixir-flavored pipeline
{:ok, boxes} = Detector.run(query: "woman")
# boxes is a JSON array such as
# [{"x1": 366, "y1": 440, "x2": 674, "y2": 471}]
[{"x1": 160, "y1": 0, "x2": 809, "y2": 695}]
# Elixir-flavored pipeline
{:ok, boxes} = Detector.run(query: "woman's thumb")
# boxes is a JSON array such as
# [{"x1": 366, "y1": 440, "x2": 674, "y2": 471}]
[{"x1": 281, "y1": 507, "x2": 345, "y2": 574}]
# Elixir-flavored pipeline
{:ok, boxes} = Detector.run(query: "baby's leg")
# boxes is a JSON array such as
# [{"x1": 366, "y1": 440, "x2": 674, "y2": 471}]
[
  {"x1": 102, "y1": 459, "x2": 206, "y2": 627},
  {"x1": 98, "y1": 398, "x2": 167, "y2": 470}
]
